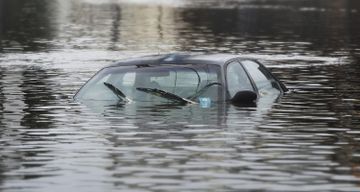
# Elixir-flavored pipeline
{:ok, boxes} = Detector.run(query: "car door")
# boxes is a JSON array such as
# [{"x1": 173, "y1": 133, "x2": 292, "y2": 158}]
[
  {"x1": 240, "y1": 60, "x2": 282, "y2": 96},
  {"x1": 225, "y1": 61, "x2": 255, "y2": 100}
]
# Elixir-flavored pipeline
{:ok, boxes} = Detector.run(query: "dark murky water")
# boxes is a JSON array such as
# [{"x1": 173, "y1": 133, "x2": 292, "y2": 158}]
[{"x1": 1, "y1": 0, "x2": 360, "y2": 191}]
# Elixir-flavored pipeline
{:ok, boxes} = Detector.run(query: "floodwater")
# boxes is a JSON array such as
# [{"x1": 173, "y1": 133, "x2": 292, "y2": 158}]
[{"x1": 1, "y1": 0, "x2": 360, "y2": 191}]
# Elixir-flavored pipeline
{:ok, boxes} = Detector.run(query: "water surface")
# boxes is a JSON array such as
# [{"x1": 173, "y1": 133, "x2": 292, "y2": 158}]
[{"x1": 1, "y1": 0, "x2": 360, "y2": 191}]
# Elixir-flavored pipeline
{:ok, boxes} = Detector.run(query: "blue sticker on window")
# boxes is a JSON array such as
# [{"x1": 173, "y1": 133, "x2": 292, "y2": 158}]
[{"x1": 199, "y1": 97, "x2": 211, "y2": 108}]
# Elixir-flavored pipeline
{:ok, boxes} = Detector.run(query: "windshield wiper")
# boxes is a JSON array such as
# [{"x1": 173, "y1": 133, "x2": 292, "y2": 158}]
[
  {"x1": 104, "y1": 82, "x2": 132, "y2": 103},
  {"x1": 136, "y1": 87, "x2": 196, "y2": 104},
  {"x1": 188, "y1": 82, "x2": 222, "y2": 100}
]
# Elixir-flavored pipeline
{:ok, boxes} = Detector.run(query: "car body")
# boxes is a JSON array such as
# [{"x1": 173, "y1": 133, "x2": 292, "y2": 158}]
[{"x1": 74, "y1": 53, "x2": 287, "y2": 106}]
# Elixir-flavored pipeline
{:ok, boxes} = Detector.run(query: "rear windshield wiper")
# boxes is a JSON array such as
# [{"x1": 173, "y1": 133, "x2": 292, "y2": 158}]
[
  {"x1": 104, "y1": 82, "x2": 132, "y2": 103},
  {"x1": 136, "y1": 87, "x2": 196, "y2": 104}
]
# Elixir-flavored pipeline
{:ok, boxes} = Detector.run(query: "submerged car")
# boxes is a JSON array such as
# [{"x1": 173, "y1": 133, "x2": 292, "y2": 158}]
[{"x1": 74, "y1": 53, "x2": 288, "y2": 106}]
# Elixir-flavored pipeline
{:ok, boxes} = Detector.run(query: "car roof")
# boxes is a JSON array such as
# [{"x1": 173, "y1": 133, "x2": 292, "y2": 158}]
[{"x1": 110, "y1": 53, "x2": 249, "y2": 67}]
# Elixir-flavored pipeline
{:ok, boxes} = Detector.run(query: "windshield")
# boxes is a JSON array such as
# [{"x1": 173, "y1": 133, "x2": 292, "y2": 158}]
[{"x1": 74, "y1": 64, "x2": 222, "y2": 103}]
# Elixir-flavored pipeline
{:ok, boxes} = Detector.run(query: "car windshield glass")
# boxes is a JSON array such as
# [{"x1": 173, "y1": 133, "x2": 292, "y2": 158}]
[{"x1": 74, "y1": 65, "x2": 222, "y2": 103}]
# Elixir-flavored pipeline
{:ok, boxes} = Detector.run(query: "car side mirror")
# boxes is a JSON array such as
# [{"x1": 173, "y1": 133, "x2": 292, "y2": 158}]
[{"x1": 231, "y1": 90, "x2": 257, "y2": 104}]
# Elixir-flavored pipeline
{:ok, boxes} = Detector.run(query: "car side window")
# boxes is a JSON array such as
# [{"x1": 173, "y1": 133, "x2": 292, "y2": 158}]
[
  {"x1": 241, "y1": 60, "x2": 280, "y2": 91},
  {"x1": 226, "y1": 61, "x2": 254, "y2": 98}
]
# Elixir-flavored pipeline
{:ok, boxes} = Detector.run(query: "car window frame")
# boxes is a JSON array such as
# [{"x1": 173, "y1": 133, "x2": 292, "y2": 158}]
[
  {"x1": 224, "y1": 59, "x2": 257, "y2": 100},
  {"x1": 238, "y1": 59, "x2": 286, "y2": 93}
]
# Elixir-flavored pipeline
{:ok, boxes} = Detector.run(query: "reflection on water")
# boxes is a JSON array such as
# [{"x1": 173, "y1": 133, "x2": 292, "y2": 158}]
[
  {"x1": 0, "y1": 0, "x2": 57, "y2": 51},
  {"x1": 1, "y1": 0, "x2": 360, "y2": 191}
]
